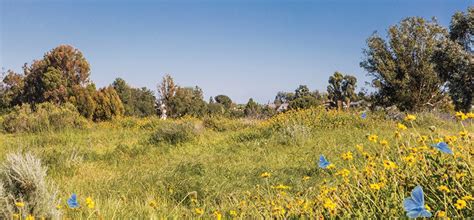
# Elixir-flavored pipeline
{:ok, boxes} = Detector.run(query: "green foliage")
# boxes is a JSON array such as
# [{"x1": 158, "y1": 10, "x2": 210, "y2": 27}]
[
  {"x1": 93, "y1": 87, "x2": 124, "y2": 121},
  {"x1": 433, "y1": 40, "x2": 473, "y2": 112},
  {"x1": 244, "y1": 98, "x2": 260, "y2": 117},
  {"x1": 288, "y1": 96, "x2": 319, "y2": 110},
  {"x1": 157, "y1": 74, "x2": 177, "y2": 112},
  {"x1": 149, "y1": 120, "x2": 197, "y2": 145},
  {"x1": 295, "y1": 85, "x2": 310, "y2": 98},
  {"x1": 327, "y1": 72, "x2": 357, "y2": 109},
  {"x1": 214, "y1": 95, "x2": 233, "y2": 109},
  {"x1": 432, "y1": 6, "x2": 473, "y2": 112},
  {"x1": 22, "y1": 45, "x2": 91, "y2": 104},
  {"x1": 274, "y1": 91, "x2": 295, "y2": 105},
  {"x1": 2, "y1": 102, "x2": 89, "y2": 133},
  {"x1": 361, "y1": 17, "x2": 448, "y2": 111},
  {"x1": 449, "y1": 7, "x2": 473, "y2": 52},
  {"x1": 112, "y1": 78, "x2": 156, "y2": 117},
  {"x1": 207, "y1": 103, "x2": 226, "y2": 116},
  {"x1": 168, "y1": 86, "x2": 207, "y2": 118},
  {"x1": 202, "y1": 116, "x2": 249, "y2": 132},
  {"x1": 70, "y1": 85, "x2": 97, "y2": 120},
  {"x1": 0, "y1": 70, "x2": 25, "y2": 112}
]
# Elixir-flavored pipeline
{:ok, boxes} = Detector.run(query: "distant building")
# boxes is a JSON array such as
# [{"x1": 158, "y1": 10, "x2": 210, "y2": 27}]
[
  {"x1": 277, "y1": 103, "x2": 289, "y2": 112},
  {"x1": 266, "y1": 102, "x2": 289, "y2": 113}
]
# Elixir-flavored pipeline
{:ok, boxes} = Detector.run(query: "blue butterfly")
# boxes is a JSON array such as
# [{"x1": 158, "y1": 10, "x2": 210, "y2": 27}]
[
  {"x1": 361, "y1": 112, "x2": 367, "y2": 119},
  {"x1": 67, "y1": 193, "x2": 79, "y2": 208},
  {"x1": 404, "y1": 186, "x2": 432, "y2": 218},
  {"x1": 318, "y1": 155, "x2": 331, "y2": 169},
  {"x1": 430, "y1": 142, "x2": 453, "y2": 155}
]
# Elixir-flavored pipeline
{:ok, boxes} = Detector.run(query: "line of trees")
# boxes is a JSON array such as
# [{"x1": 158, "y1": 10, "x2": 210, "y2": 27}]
[{"x1": 0, "y1": 7, "x2": 472, "y2": 121}]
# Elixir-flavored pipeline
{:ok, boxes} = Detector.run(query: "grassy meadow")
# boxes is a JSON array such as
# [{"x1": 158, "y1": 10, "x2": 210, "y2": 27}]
[{"x1": 0, "y1": 107, "x2": 473, "y2": 218}]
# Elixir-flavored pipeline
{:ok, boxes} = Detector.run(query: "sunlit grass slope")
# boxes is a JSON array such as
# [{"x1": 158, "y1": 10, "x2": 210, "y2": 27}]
[{"x1": 0, "y1": 108, "x2": 472, "y2": 218}]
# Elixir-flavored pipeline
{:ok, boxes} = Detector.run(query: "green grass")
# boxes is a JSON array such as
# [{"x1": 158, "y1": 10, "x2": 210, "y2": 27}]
[{"x1": 0, "y1": 109, "x2": 472, "y2": 218}]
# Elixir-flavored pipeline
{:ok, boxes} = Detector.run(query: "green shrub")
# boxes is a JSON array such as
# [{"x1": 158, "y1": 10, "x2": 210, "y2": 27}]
[
  {"x1": 203, "y1": 116, "x2": 249, "y2": 132},
  {"x1": 149, "y1": 121, "x2": 197, "y2": 145},
  {"x1": 2, "y1": 102, "x2": 89, "y2": 133}
]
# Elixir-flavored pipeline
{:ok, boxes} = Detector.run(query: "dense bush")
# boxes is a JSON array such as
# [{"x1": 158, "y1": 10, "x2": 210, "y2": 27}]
[
  {"x1": 264, "y1": 106, "x2": 368, "y2": 132},
  {"x1": 0, "y1": 152, "x2": 59, "y2": 219},
  {"x1": 2, "y1": 102, "x2": 89, "y2": 133},
  {"x1": 149, "y1": 121, "x2": 198, "y2": 145},
  {"x1": 203, "y1": 116, "x2": 250, "y2": 132}
]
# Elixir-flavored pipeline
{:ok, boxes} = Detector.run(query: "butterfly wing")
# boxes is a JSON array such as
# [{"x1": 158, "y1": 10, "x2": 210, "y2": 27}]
[
  {"x1": 420, "y1": 209, "x2": 432, "y2": 218},
  {"x1": 406, "y1": 210, "x2": 422, "y2": 218},
  {"x1": 318, "y1": 155, "x2": 330, "y2": 168},
  {"x1": 436, "y1": 142, "x2": 453, "y2": 155},
  {"x1": 411, "y1": 186, "x2": 424, "y2": 206},
  {"x1": 67, "y1": 193, "x2": 78, "y2": 208},
  {"x1": 403, "y1": 198, "x2": 419, "y2": 212}
]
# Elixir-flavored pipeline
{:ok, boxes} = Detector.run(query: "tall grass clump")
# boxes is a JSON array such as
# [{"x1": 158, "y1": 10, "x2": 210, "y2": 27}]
[
  {"x1": 149, "y1": 120, "x2": 198, "y2": 145},
  {"x1": 0, "y1": 152, "x2": 59, "y2": 219},
  {"x1": 203, "y1": 116, "x2": 251, "y2": 132},
  {"x1": 2, "y1": 102, "x2": 89, "y2": 133}
]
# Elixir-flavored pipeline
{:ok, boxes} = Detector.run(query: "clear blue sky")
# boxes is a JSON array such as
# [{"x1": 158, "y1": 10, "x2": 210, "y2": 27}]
[{"x1": 0, "y1": 0, "x2": 471, "y2": 103}]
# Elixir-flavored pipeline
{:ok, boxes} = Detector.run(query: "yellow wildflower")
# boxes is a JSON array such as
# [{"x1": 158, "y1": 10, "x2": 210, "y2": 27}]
[
  {"x1": 85, "y1": 197, "x2": 95, "y2": 209},
  {"x1": 467, "y1": 112, "x2": 474, "y2": 118},
  {"x1": 148, "y1": 200, "x2": 157, "y2": 208},
  {"x1": 335, "y1": 169, "x2": 350, "y2": 178},
  {"x1": 462, "y1": 195, "x2": 473, "y2": 201},
  {"x1": 379, "y1": 139, "x2": 389, "y2": 147},
  {"x1": 15, "y1": 202, "x2": 25, "y2": 208},
  {"x1": 327, "y1": 164, "x2": 336, "y2": 169},
  {"x1": 454, "y1": 199, "x2": 467, "y2": 210},
  {"x1": 405, "y1": 114, "x2": 416, "y2": 121},
  {"x1": 12, "y1": 214, "x2": 20, "y2": 219},
  {"x1": 229, "y1": 210, "x2": 237, "y2": 217},
  {"x1": 383, "y1": 160, "x2": 398, "y2": 170},
  {"x1": 459, "y1": 130, "x2": 468, "y2": 137},
  {"x1": 363, "y1": 152, "x2": 373, "y2": 160},
  {"x1": 444, "y1": 135, "x2": 457, "y2": 144},
  {"x1": 356, "y1": 144, "x2": 364, "y2": 152},
  {"x1": 368, "y1": 134, "x2": 378, "y2": 143},
  {"x1": 455, "y1": 172, "x2": 467, "y2": 179},
  {"x1": 213, "y1": 211, "x2": 222, "y2": 220},
  {"x1": 402, "y1": 155, "x2": 416, "y2": 166},
  {"x1": 260, "y1": 172, "x2": 271, "y2": 178},
  {"x1": 425, "y1": 204, "x2": 431, "y2": 211},
  {"x1": 397, "y1": 123, "x2": 407, "y2": 130},
  {"x1": 195, "y1": 208, "x2": 204, "y2": 215},
  {"x1": 455, "y1": 111, "x2": 468, "y2": 121},
  {"x1": 437, "y1": 211, "x2": 446, "y2": 217},
  {"x1": 323, "y1": 198, "x2": 337, "y2": 210},
  {"x1": 418, "y1": 135, "x2": 428, "y2": 143},
  {"x1": 25, "y1": 215, "x2": 34, "y2": 220},
  {"x1": 437, "y1": 185, "x2": 450, "y2": 193},
  {"x1": 363, "y1": 166, "x2": 374, "y2": 177},
  {"x1": 341, "y1": 151, "x2": 353, "y2": 160},
  {"x1": 302, "y1": 176, "x2": 311, "y2": 181},
  {"x1": 369, "y1": 183, "x2": 381, "y2": 190}
]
